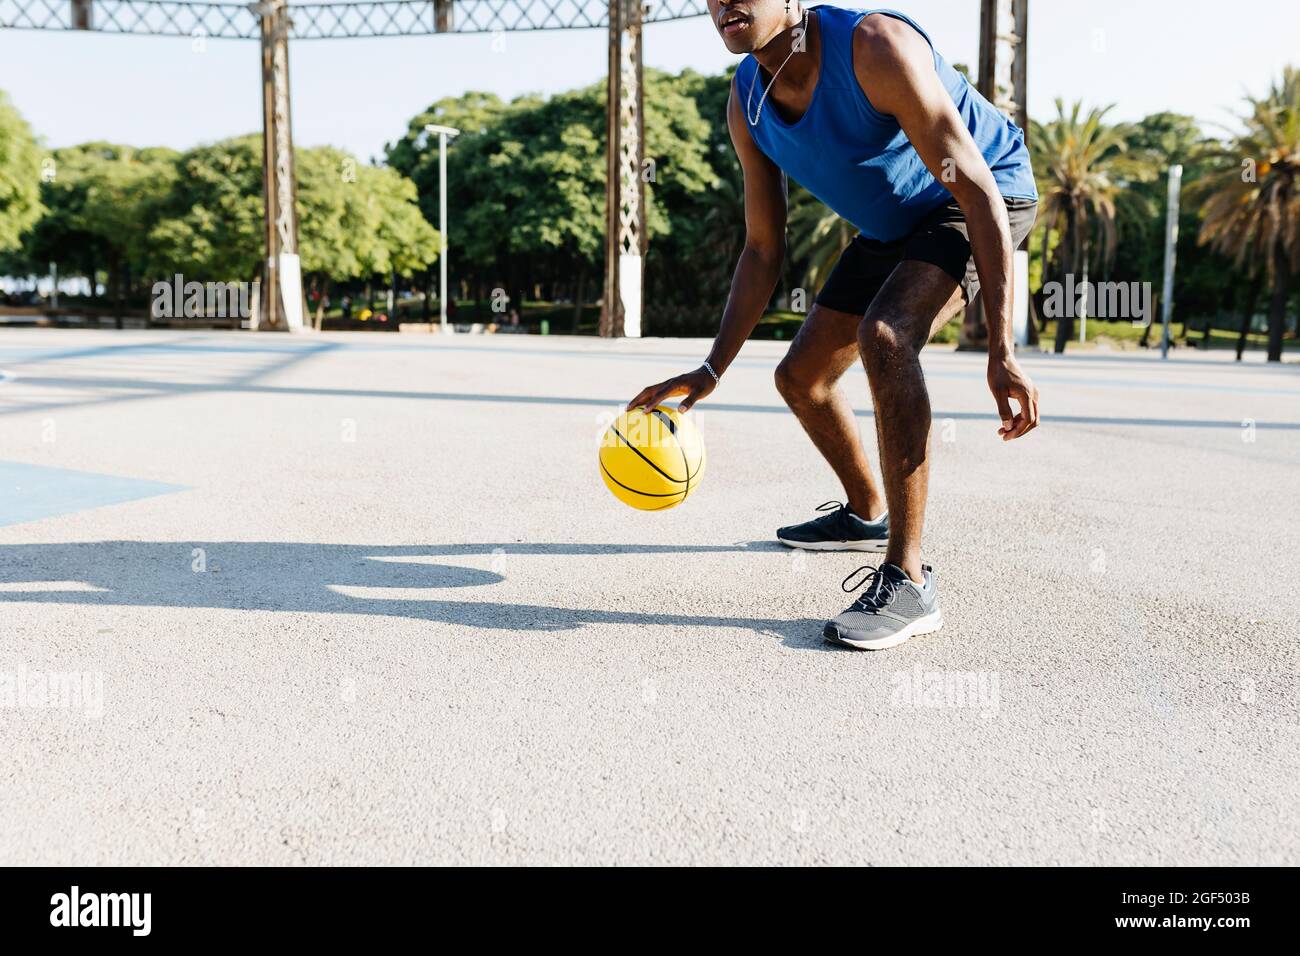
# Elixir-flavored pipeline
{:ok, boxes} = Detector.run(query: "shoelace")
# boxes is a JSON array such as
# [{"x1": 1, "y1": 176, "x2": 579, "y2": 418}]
[
  {"x1": 813, "y1": 500, "x2": 848, "y2": 525},
  {"x1": 841, "y1": 566, "x2": 898, "y2": 611}
]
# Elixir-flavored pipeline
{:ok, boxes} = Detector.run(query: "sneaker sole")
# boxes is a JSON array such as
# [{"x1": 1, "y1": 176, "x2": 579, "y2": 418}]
[
  {"x1": 777, "y1": 536, "x2": 889, "y2": 553},
  {"x1": 823, "y1": 607, "x2": 944, "y2": 651}
]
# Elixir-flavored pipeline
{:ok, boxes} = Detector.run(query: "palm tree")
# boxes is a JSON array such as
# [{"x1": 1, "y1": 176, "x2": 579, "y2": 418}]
[
  {"x1": 698, "y1": 146, "x2": 747, "y2": 285},
  {"x1": 1195, "y1": 67, "x2": 1300, "y2": 362},
  {"x1": 787, "y1": 186, "x2": 855, "y2": 303},
  {"x1": 1029, "y1": 100, "x2": 1155, "y2": 352}
]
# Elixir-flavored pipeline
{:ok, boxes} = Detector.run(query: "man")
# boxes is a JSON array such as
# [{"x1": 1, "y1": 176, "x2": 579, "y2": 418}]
[{"x1": 629, "y1": 2, "x2": 1040, "y2": 650}]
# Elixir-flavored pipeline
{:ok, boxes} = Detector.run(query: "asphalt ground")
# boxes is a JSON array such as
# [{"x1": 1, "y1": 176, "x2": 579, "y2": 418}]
[{"x1": 1, "y1": 328, "x2": 1296, "y2": 864}]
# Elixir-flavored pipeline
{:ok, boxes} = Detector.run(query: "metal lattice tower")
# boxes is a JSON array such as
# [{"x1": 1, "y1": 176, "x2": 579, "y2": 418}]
[
  {"x1": 978, "y1": 0, "x2": 1028, "y2": 132},
  {"x1": 601, "y1": 0, "x2": 644, "y2": 338},
  {"x1": 254, "y1": 0, "x2": 302, "y2": 330},
  {"x1": 963, "y1": 0, "x2": 1030, "y2": 350},
  {"x1": 0, "y1": 0, "x2": 708, "y2": 39}
]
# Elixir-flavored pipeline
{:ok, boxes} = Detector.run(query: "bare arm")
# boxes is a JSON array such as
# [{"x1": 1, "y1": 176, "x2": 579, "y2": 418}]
[
  {"x1": 853, "y1": 17, "x2": 1038, "y2": 439},
  {"x1": 629, "y1": 79, "x2": 787, "y2": 412},
  {"x1": 707, "y1": 82, "x2": 789, "y2": 376}
]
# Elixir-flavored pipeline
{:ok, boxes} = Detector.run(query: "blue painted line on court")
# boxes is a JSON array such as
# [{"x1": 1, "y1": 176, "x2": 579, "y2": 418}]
[{"x1": 0, "y1": 461, "x2": 188, "y2": 529}]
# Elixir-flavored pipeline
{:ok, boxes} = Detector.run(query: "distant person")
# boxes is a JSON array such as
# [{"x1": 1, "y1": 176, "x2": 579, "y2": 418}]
[
  {"x1": 340, "y1": 294, "x2": 352, "y2": 319},
  {"x1": 630, "y1": 2, "x2": 1040, "y2": 650}
]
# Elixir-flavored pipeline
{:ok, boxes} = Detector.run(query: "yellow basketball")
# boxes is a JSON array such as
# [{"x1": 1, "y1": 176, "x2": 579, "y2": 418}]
[{"x1": 599, "y1": 406, "x2": 706, "y2": 510}]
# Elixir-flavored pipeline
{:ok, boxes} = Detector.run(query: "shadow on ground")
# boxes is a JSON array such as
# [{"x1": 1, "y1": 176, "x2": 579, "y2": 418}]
[{"x1": 0, "y1": 541, "x2": 832, "y2": 648}]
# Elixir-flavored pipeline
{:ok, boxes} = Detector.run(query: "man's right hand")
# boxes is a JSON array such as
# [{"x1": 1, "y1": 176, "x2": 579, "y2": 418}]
[{"x1": 627, "y1": 367, "x2": 717, "y2": 413}]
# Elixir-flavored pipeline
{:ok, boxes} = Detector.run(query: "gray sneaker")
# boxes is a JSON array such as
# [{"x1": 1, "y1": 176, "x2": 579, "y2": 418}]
[
  {"x1": 777, "y1": 500, "x2": 889, "y2": 552},
  {"x1": 823, "y1": 563, "x2": 943, "y2": 650}
]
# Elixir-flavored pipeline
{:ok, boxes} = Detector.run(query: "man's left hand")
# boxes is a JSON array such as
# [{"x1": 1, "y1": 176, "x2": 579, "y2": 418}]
[{"x1": 987, "y1": 352, "x2": 1040, "y2": 441}]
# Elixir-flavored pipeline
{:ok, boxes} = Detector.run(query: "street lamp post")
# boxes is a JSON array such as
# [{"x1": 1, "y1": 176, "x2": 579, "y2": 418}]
[
  {"x1": 1160, "y1": 164, "x2": 1184, "y2": 360},
  {"x1": 424, "y1": 123, "x2": 460, "y2": 333}
]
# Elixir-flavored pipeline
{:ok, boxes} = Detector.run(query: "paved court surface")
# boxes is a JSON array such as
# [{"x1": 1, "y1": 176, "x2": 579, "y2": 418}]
[{"x1": 0, "y1": 327, "x2": 1297, "y2": 866}]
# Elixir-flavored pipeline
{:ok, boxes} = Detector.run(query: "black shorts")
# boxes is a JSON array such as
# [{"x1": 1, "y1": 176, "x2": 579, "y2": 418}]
[{"x1": 814, "y1": 197, "x2": 1039, "y2": 315}]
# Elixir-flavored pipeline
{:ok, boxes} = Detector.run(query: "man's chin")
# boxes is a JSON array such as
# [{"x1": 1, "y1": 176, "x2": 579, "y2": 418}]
[{"x1": 722, "y1": 36, "x2": 759, "y2": 54}]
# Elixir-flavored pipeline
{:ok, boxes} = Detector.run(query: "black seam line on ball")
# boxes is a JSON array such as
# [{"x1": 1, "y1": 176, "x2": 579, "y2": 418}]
[
  {"x1": 650, "y1": 408, "x2": 678, "y2": 435},
  {"x1": 610, "y1": 424, "x2": 687, "y2": 484},
  {"x1": 683, "y1": 435, "x2": 703, "y2": 482},
  {"x1": 651, "y1": 409, "x2": 702, "y2": 496},
  {"x1": 600, "y1": 460, "x2": 688, "y2": 498},
  {"x1": 679, "y1": 443, "x2": 694, "y2": 502}
]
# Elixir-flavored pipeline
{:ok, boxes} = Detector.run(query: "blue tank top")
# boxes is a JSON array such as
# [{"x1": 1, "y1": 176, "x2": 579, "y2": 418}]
[{"x1": 738, "y1": 5, "x2": 1038, "y2": 242}]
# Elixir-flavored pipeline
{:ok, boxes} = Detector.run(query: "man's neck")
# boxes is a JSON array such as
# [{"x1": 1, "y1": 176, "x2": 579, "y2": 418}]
[{"x1": 753, "y1": 6, "x2": 816, "y2": 86}]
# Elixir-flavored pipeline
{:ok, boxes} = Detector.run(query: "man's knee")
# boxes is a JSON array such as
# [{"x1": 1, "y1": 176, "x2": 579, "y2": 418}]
[
  {"x1": 774, "y1": 355, "x2": 808, "y2": 403},
  {"x1": 857, "y1": 313, "x2": 914, "y2": 367},
  {"x1": 775, "y1": 352, "x2": 830, "y2": 406}
]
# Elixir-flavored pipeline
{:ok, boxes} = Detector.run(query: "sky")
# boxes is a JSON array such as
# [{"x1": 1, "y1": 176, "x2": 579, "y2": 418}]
[{"x1": 0, "y1": 0, "x2": 1295, "y2": 162}]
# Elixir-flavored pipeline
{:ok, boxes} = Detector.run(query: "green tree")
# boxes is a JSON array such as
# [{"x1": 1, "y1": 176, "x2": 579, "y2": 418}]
[
  {"x1": 1029, "y1": 100, "x2": 1156, "y2": 351},
  {"x1": 296, "y1": 145, "x2": 440, "y2": 320},
  {"x1": 1109, "y1": 113, "x2": 1254, "y2": 349},
  {"x1": 147, "y1": 136, "x2": 263, "y2": 281},
  {"x1": 0, "y1": 90, "x2": 44, "y2": 256},
  {"x1": 1194, "y1": 67, "x2": 1300, "y2": 361},
  {"x1": 390, "y1": 91, "x2": 578, "y2": 316},
  {"x1": 149, "y1": 135, "x2": 437, "y2": 298},
  {"x1": 386, "y1": 73, "x2": 717, "y2": 331},
  {"x1": 385, "y1": 92, "x2": 515, "y2": 318},
  {"x1": 385, "y1": 91, "x2": 511, "y2": 206},
  {"x1": 641, "y1": 69, "x2": 738, "y2": 334},
  {"x1": 787, "y1": 187, "x2": 853, "y2": 297},
  {"x1": 9, "y1": 143, "x2": 178, "y2": 317},
  {"x1": 1111, "y1": 114, "x2": 1201, "y2": 285}
]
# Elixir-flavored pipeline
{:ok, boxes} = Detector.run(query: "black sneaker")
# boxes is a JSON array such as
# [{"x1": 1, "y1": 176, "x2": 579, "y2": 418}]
[
  {"x1": 823, "y1": 563, "x2": 943, "y2": 650},
  {"x1": 777, "y1": 500, "x2": 889, "y2": 552}
]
